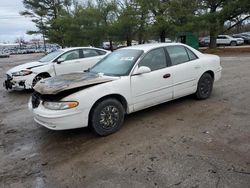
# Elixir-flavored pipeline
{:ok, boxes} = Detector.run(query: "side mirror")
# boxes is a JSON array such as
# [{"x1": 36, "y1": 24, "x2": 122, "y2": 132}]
[
  {"x1": 57, "y1": 58, "x2": 65, "y2": 64},
  {"x1": 133, "y1": 66, "x2": 151, "y2": 75},
  {"x1": 83, "y1": 68, "x2": 90, "y2": 72}
]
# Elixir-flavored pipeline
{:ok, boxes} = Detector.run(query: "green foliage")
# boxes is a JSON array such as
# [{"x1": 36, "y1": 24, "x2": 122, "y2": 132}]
[
  {"x1": 198, "y1": 0, "x2": 250, "y2": 48},
  {"x1": 21, "y1": 0, "x2": 250, "y2": 48}
]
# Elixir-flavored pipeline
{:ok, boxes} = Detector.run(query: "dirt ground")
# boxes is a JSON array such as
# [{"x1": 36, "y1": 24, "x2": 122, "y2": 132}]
[{"x1": 0, "y1": 53, "x2": 250, "y2": 188}]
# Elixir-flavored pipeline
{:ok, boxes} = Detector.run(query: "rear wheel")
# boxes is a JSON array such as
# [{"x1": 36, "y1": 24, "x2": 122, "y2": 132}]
[
  {"x1": 230, "y1": 41, "x2": 237, "y2": 46},
  {"x1": 195, "y1": 73, "x2": 214, "y2": 100},
  {"x1": 90, "y1": 98, "x2": 125, "y2": 136}
]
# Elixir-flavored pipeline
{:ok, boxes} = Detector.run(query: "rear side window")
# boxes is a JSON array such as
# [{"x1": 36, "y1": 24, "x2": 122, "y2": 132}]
[
  {"x1": 186, "y1": 47, "x2": 198, "y2": 61},
  {"x1": 166, "y1": 46, "x2": 189, "y2": 66},
  {"x1": 60, "y1": 50, "x2": 80, "y2": 61},
  {"x1": 217, "y1": 36, "x2": 227, "y2": 39},
  {"x1": 83, "y1": 49, "x2": 100, "y2": 58},
  {"x1": 97, "y1": 50, "x2": 107, "y2": 55}
]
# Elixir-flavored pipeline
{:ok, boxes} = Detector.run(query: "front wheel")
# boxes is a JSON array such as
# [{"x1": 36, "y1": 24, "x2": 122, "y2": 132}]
[
  {"x1": 90, "y1": 98, "x2": 125, "y2": 136},
  {"x1": 32, "y1": 74, "x2": 49, "y2": 87},
  {"x1": 195, "y1": 73, "x2": 214, "y2": 100}
]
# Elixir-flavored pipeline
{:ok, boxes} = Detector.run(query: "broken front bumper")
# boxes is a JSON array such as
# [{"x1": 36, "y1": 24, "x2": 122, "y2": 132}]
[
  {"x1": 3, "y1": 74, "x2": 33, "y2": 90},
  {"x1": 3, "y1": 79, "x2": 13, "y2": 90},
  {"x1": 4, "y1": 78, "x2": 25, "y2": 90},
  {"x1": 3, "y1": 74, "x2": 14, "y2": 90}
]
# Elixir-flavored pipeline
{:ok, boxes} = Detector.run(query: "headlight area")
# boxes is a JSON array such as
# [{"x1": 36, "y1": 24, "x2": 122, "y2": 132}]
[
  {"x1": 12, "y1": 69, "x2": 33, "y2": 77},
  {"x1": 43, "y1": 101, "x2": 79, "y2": 110}
]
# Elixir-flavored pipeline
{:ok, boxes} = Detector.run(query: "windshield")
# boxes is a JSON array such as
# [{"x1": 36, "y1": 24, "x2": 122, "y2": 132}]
[
  {"x1": 90, "y1": 49, "x2": 143, "y2": 76},
  {"x1": 38, "y1": 50, "x2": 63, "y2": 63}
]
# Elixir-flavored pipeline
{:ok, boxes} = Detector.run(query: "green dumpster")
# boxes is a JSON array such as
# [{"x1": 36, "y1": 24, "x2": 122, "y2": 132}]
[{"x1": 176, "y1": 32, "x2": 199, "y2": 49}]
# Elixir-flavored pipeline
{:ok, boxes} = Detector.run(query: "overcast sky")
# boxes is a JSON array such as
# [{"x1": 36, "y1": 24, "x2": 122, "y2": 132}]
[{"x1": 0, "y1": 0, "x2": 38, "y2": 43}]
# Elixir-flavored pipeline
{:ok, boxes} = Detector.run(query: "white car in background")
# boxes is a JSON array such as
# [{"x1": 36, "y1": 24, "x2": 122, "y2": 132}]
[
  {"x1": 4, "y1": 47, "x2": 110, "y2": 90},
  {"x1": 29, "y1": 43, "x2": 222, "y2": 136},
  {"x1": 0, "y1": 49, "x2": 10, "y2": 58},
  {"x1": 217, "y1": 35, "x2": 244, "y2": 46}
]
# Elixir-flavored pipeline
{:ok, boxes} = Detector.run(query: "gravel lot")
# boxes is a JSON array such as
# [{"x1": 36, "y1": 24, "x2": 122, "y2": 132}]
[{"x1": 0, "y1": 53, "x2": 250, "y2": 188}]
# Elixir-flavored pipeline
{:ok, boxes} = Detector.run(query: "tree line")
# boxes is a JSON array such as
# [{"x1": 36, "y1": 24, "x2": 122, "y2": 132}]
[{"x1": 21, "y1": 0, "x2": 250, "y2": 49}]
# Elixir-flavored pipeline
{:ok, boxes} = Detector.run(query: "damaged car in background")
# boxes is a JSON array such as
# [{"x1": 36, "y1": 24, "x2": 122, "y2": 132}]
[
  {"x1": 29, "y1": 43, "x2": 222, "y2": 136},
  {"x1": 4, "y1": 47, "x2": 109, "y2": 90}
]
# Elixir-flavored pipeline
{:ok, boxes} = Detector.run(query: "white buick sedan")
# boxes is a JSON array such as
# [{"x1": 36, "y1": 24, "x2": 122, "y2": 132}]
[
  {"x1": 29, "y1": 43, "x2": 222, "y2": 136},
  {"x1": 4, "y1": 47, "x2": 109, "y2": 90}
]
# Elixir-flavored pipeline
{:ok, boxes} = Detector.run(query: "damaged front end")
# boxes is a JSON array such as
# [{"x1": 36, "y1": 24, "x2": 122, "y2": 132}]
[
  {"x1": 3, "y1": 74, "x2": 14, "y2": 90},
  {"x1": 4, "y1": 73, "x2": 29, "y2": 90},
  {"x1": 31, "y1": 72, "x2": 116, "y2": 109}
]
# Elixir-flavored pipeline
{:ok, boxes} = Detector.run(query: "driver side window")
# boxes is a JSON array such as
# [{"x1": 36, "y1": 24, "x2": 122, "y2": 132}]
[
  {"x1": 139, "y1": 48, "x2": 167, "y2": 71},
  {"x1": 60, "y1": 50, "x2": 80, "y2": 61}
]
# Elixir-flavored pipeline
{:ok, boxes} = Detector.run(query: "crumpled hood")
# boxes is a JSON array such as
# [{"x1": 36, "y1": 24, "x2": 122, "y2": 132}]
[
  {"x1": 7, "y1": 61, "x2": 49, "y2": 74},
  {"x1": 34, "y1": 72, "x2": 117, "y2": 95}
]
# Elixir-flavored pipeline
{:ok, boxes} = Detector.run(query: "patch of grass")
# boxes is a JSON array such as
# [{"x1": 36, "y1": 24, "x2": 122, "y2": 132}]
[{"x1": 199, "y1": 46, "x2": 250, "y2": 55}]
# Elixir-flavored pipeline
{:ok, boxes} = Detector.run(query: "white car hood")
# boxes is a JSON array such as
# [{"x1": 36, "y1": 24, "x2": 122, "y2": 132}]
[
  {"x1": 34, "y1": 72, "x2": 117, "y2": 95},
  {"x1": 7, "y1": 61, "x2": 49, "y2": 74}
]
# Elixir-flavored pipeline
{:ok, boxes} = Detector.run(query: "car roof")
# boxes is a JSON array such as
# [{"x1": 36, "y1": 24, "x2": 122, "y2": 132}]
[
  {"x1": 61, "y1": 47, "x2": 108, "y2": 52},
  {"x1": 121, "y1": 42, "x2": 187, "y2": 53},
  {"x1": 218, "y1": 34, "x2": 232, "y2": 37}
]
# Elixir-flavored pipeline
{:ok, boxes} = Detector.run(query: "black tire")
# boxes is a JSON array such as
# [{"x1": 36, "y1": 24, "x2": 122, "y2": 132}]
[
  {"x1": 32, "y1": 74, "x2": 50, "y2": 87},
  {"x1": 195, "y1": 73, "x2": 214, "y2": 100},
  {"x1": 230, "y1": 41, "x2": 237, "y2": 46},
  {"x1": 90, "y1": 98, "x2": 125, "y2": 136}
]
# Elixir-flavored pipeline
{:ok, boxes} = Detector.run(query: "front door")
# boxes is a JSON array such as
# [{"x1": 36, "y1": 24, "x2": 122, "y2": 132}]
[
  {"x1": 131, "y1": 48, "x2": 173, "y2": 111},
  {"x1": 54, "y1": 49, "x2": 83, "y2": 75}
]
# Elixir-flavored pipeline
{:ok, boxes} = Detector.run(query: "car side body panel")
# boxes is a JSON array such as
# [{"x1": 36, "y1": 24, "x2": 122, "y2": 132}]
[
  {"x1": 29, "y1": 43, "x2": 222, "y2": 130},
  {"x1": 5, "y1": 47, "x2": 109, "y2": 90}
]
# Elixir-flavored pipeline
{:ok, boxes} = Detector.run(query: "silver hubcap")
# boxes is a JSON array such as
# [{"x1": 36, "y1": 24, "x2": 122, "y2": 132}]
[
  {"x1": 99, "y1": 105, "x2": 119, "y2": 130},
  {"x1": 200, "y1": 78, "x2": 212, "y2": 96}
]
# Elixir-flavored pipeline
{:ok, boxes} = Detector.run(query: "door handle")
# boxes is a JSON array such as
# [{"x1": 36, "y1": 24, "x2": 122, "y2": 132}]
[
  {"x1": 163, "y1": 73, "x2": 171, "y2": 79},
  {"x1": 194, "y1": 65, "x2": 201, "y2": 69}
]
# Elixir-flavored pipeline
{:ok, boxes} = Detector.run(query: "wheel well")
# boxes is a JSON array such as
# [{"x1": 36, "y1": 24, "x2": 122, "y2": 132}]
[
  {"x1": 204, "y1": 70, "x2": 214, "y2": 80},
  {"x1": 88, "y1": 94, "x2": 128, "y2": 125},
  {"x1": 92, "y1": 94, "x2": 128, "y2": 112},
  {"x1": 37, "y1": 72, "x2": 51, "y2": 78},
  {"x1": 32, "y1": 72, "x2": 51, "y2": 87}
]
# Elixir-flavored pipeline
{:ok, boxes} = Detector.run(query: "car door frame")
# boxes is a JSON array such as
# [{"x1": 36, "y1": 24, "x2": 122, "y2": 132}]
[
  {"x1": 129, "y1": 47, "x2": 174, "y2": 112},
  {"x1": 52, "y1": 48, "x2": 84, "y2": 75},
  {"x1": 165, "y1": 45, "x2": 201, "y2": 99},
  {"x1": 81, "y1": 48, "x2": 108, "y2": 71}
]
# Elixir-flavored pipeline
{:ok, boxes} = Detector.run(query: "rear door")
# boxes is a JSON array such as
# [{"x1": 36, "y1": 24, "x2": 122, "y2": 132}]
[
  {"x1": 165, "y1": 45, "x2": 201, "y2": 98},
  {"x1": 81, "y1": 49, "x2": 108, "y2": 71}
]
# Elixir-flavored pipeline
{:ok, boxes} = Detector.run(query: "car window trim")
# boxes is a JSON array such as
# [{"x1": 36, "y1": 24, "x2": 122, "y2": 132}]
[
  {"x1": 79, "y1": 49, "x2": 84, "y2": 58},
  {"x1": 130, "y1": 46, "x2": 174, "y2": 76},
  {"x1": 165, "y1": 45, "x2": 192, "y2": 67},
  {"x1": 54, "y1": 49, "x2": 81, "y2": 62},
  {"x1": 137, "y1": 47, "x2": 168, "y2": 71},
  {"x1": 82, "y1": 48, "x2": 102, "y2": 58},
  {"x1": 96, "y1": 49, "x2": 107, "y2": 55},
  {"x1": 91, "y1": 49, "x2": 143, "y2": 76},
  {"x1": 184, "y1": 47, "x2": 198, "y2": 61},
  {"x1": 163, "y1": 47, "x2": 172, "y2": 67}
]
